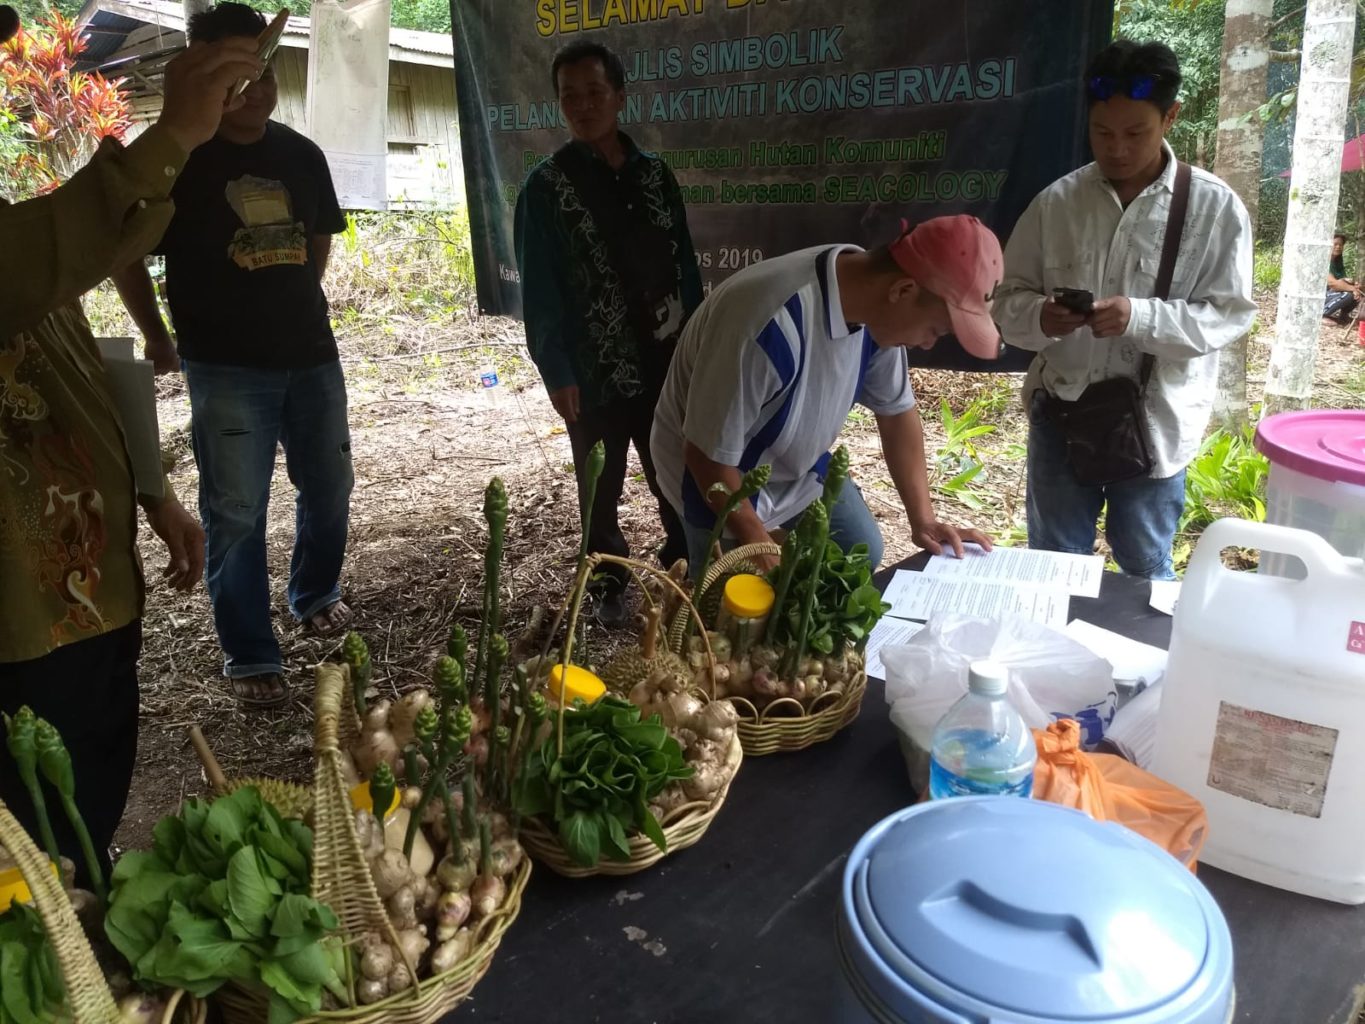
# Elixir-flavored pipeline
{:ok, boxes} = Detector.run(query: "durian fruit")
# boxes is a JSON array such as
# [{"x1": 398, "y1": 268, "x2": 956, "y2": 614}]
[
  {"x1": 601, "y1": 605, "x2": 690, "y2": 701},
  {"x1": 601, "y1": 645, "x2": 690, "y2": 697},
  {"x1": 222, "y1": 778, "x2": 313, "y2": 820}
]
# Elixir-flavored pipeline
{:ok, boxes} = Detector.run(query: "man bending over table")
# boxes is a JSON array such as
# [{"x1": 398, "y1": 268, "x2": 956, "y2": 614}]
[{"x1": 650, "y1": 216, "x2": 999, "y2": 574}]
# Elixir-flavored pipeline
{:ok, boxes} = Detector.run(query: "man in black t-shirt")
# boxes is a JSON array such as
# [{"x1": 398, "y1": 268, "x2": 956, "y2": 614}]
[{"x1": 113, "y1": 2, "x2": 352, "y2": 708}]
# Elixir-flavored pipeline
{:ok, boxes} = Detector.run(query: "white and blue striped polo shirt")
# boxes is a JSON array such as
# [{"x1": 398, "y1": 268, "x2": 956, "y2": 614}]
[{"x1": 650, "y1": 244, "x2": 917, "y2": 531}]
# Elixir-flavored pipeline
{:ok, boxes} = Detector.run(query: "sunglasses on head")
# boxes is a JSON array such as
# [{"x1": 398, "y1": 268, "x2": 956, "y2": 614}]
[{"x1": 1087, "y1": 74, "x2": 1161, "y2": 101}]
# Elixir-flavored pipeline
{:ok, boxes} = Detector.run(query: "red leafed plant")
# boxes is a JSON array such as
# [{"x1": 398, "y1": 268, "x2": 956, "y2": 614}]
[{"x1": 0, "y1": 12, "x2": 132, "y2": 201}]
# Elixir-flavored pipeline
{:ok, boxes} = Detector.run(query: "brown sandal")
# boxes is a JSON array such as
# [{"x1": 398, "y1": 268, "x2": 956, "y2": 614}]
[
  {"x1": 229, "y1": 672, "x2": 289, "y2": 709},
  {"x1": 305, "y1": 600, "x2": 354, "y2": 637}
]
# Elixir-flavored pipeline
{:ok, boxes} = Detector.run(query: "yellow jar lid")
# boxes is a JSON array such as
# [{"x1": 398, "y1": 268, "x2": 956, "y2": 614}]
[
  {"x1": 349, "y1": 781, "x2": 400, "y2": 819},
  {"x1": 723, "y1": 573, "x2": 775, "y2": 619},
  {"x1": 548, "y1": 664, "x2": 606, "y2": 706},
  {"x1": 0, "y1": 861, "x2": 57, "y2": 911}
]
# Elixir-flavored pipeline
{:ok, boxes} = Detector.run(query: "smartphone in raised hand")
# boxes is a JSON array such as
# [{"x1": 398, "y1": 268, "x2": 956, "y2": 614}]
[
  {"x1": 1052, "y1": 287, "x2": 1095, "y2": 315},
  {"x1": 234, "y1": 9, "x2": 289, "y2": 97}
]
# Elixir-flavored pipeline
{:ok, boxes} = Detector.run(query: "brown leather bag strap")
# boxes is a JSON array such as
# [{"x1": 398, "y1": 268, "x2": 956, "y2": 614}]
[{"x1": 1141, "y1": 159, "x2": 1192, "y2": 388}]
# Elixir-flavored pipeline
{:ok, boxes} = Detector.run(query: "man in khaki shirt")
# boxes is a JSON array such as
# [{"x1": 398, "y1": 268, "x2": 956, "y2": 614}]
[{"x1": 0, "y1": 17, "x2": 260, "y2": 881}]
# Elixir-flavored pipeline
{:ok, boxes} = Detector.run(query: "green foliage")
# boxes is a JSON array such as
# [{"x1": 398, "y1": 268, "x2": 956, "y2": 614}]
[
  {"x1": 933, "y1": 397, "x2": 997, "y2": 509},
  {"x1": 767, "y1": 540, "x2": 888, "y2": 656},
  {"x1": 512, "y1": 697, "x2": 693, "y2": 867},
  {"x1": 7, "y1": 0, "x2": 84, "y2": 27},
  {"x1": 325, "y1": 209, "x2": 477, "y2": 322},
  {"x1": 104, "y1": 786, "x2": 345, "y2": 1023},
  {"x1": 0, "y1": 901, "x2": 64, "y2": 1024},
  {"x1": 1253, "y1": 242, "x2": 1283, "y2": 293},
  {"x1": 1180, "y1": 426, "x2": 1268, "y2": 535},
  {"x1": 1114, "y1": 0, "x2": 1227, "y2": 165}
]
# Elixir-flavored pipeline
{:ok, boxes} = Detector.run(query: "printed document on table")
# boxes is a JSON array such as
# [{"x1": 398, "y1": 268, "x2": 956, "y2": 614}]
[
  {"x1": 864, "y1": 618, "x2": 925, "y2": 681},
  {"x1": 882, "y1": 571, "x2": 1070, "y2": 629},
  {"x1": 921, "y1": 544, "x2": 1104, "y2": 598}
]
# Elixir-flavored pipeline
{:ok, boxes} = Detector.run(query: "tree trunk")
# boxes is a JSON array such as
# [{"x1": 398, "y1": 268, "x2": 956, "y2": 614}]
[
  {"x1": 182, "y1": 0, "x2": 210, "y2": 23},
  {"x1": 1264, "y1": 0, "x2": 1357, "y2": 416},
  {"x1": 1211, "y1": 0, "x2": 1274, "y2": 432}
]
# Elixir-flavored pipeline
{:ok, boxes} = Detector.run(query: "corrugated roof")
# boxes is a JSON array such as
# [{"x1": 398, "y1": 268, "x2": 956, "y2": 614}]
[{"x1": 74, "y1": 0, "x2": 453, "y2": 75}]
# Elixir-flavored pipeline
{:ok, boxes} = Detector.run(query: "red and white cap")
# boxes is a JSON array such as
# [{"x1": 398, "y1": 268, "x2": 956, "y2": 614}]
[{"x1": 889, "y1": 215, "x2": 1004, "y2": 359}]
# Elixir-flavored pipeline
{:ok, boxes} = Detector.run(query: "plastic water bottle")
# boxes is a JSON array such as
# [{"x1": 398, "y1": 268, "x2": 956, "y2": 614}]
[
  {"x1": 929, "y1": 660, "x2": 1037, "y2": 799},
  {"x1": 477, "y1": 361, "x2": 501, "y2": 408}
]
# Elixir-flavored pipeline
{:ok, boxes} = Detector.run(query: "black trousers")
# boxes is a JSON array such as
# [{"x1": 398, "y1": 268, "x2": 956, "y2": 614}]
[
  {"x1": 0, "y1": 621, "x2": 141, "y2": 886},
  {"x1": 567, "y1": 393, "x2": 687, "y2": 594}
]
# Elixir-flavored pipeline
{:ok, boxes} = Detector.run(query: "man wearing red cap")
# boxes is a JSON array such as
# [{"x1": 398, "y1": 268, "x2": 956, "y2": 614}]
[{"x1": 651, "y1": 216, "x2": 1000, "y2": 572}]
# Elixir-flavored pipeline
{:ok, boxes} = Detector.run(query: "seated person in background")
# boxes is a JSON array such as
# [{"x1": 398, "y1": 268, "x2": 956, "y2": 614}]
[
  {"x1": 1324, "y1": 231, "x2": 1362, "y2": 324},
  {"x1": 650, "y1": 216, "x2": 999, "y2": 575}
]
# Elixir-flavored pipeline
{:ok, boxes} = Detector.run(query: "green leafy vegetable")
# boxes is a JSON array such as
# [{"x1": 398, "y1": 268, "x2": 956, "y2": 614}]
[
  {"x1": 512, "y1": 696, "x2": 693, "y2": 867},
  {"x1": 768, "y1": 526, "x2": 890, "y2": 664},
  {"x1": 0, "y1": 901, "x2": 63, "y2": 1024},
  {"x1": 104, "y1": 786, "x2": 344, "y2": 1022}
]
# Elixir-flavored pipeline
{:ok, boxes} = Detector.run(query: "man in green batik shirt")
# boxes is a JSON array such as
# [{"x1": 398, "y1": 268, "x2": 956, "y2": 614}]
[
  {"x1": 515, "y1": 40, "x2": 702, "y2": 627},
  {"x1": 0, "y1": 21, "x2": 260, "y2": 881}
]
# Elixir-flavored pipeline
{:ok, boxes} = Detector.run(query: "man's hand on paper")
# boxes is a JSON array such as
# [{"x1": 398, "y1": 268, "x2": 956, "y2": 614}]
[{"x1": 911, "y1": 516, "x2": 994, "y2": 559}]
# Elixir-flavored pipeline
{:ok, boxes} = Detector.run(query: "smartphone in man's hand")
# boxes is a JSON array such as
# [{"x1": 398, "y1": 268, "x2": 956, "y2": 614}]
[
  {"x1": 234, "y1": 9, "x2": 289, "y2": 96},
  {"x1": 1052, "y1": 287, "x2": 1095, "y2": 315}
]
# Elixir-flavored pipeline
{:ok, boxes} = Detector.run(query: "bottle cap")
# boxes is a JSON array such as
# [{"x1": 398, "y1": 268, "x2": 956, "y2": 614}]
[
  {"x1": 548, "y1": 663, "x2": 607, "y2": 707},
  {"x1": 722, "y1": 573, "x2": 776, "y2": 619},
  {"x1": 967, "y1": 660, "x2": 1009, "y2": 696}
]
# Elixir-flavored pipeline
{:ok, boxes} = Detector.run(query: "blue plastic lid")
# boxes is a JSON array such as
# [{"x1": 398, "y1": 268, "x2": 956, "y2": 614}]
[{"x1": 841, "y1": 798, "x2": 1233, "y2": 1022}]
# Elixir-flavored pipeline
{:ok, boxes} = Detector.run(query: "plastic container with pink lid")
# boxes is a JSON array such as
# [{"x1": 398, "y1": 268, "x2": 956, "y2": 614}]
[{"x1": 1254, "y1": 410, "x2": 1365, "y2": 575}]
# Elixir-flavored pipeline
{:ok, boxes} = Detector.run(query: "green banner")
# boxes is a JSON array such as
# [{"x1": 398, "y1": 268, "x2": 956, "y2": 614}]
[{"x1": 453, "y1": 0, "x2": 1110, "y2": 366}]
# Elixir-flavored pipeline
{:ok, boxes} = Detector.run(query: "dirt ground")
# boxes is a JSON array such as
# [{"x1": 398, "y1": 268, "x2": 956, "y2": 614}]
[{"x1": 112, "y1": 304, "x2": 1365, "y2": 857}]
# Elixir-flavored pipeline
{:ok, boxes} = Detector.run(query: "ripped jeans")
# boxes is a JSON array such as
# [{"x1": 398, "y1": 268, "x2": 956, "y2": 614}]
[{"x1": 184, "y1": 359, "x2": 354, "y2": 678}]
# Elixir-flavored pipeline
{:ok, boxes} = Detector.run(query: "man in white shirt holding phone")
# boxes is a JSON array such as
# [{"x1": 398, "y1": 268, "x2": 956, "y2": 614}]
[{"x1": 994, "y1": 40, "x2": 1255, "y2": 580}]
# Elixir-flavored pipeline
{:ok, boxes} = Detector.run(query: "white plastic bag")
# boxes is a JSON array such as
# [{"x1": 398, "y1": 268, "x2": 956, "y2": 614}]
[{"x1": 882, "y1": 613, "x2": 1117, "y2": 791}]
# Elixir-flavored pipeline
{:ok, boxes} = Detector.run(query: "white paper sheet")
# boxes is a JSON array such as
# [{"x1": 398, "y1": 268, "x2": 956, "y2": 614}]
[
  {"x1": 882, "y1": 571, "x2": 1070, "y2": 628},
  {"x1": 97, "y1": 338, "x2": 163, "y2": 500},
  {"x1": 863, "y1": 618, "x2": 925, "y2": 681},
  {"x1": 1149, "y1": 580, "x2": 1181, "y2": 616},
  {"x1": 308, "y1": 0, "x2": 391, "y2": 211},
  {"x1": 920, "y1": 544, "x2": 1104, "y2": 598},
  {"x1": 1063, "y1": 619, "x2": 1168, "y2": 692}
]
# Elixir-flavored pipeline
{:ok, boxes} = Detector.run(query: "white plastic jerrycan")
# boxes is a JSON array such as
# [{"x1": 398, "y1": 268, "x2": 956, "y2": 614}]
[{"x1": 1152, "y1": 518, "x2": 1365, "y2": 903}]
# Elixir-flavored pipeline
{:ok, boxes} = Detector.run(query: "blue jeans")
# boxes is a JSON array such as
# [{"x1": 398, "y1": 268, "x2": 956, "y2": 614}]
[
  {"x1": 1027, "y1": 392, "x2": 1185, "y2": 580},
  {"x1": 185, "y1": 360, "x2": 354, "y2": 678},
  {"x1": 681, "y1": 482, "x2": 884, "y2": 579}
]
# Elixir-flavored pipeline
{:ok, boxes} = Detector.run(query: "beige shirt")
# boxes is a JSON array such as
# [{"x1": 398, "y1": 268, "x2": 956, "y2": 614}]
[
  {"x1": 0, "y1": 127, "x2": 185, "y2": 662},
  {"x1": 993, "y1": 141, "x2": 1257, "y2": 478}
]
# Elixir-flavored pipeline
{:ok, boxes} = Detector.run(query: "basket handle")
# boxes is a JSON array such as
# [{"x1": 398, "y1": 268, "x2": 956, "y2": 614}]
[
  {"x1": 311, "y1": 663, "x2": 420, "y2": 997},
  {"x1": 0, "y1": 800, "x2": 121, "y2": 1024},
  {"x1": 666, "y1": 542, "x2": 782, "y2": 655}
]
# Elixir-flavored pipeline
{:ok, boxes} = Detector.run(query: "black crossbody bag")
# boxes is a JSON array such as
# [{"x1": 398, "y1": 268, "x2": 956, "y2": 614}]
[
  {"x1": 1045, "y1": 160, "x2": 1192, "y2": 487},
  {"x1": 551, "y1": 143, "x2": 683, "y2": 364}
]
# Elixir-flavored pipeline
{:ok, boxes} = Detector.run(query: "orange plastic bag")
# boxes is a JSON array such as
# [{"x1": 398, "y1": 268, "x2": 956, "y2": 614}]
[{"x1": 1033, "y1": 720, "x2": 1208, "y2": 871}]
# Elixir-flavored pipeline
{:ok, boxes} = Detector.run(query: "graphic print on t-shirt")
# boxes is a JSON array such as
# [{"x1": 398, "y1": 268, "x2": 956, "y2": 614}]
[{"x1": 224, "y1": 175, "x2": 307, "y2": 271}]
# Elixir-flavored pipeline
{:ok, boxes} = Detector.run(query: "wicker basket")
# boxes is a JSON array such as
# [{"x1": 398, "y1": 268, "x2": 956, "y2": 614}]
[
  {"x1": 685, "y1": 542, "x2": 869, "y2": 756},
  {"x1": 519, "y1": 734, "x2": 742, "y2": 878},
  {"x1": 216, "y1": 662, "x2": 528, "y2": 1024},
  {"x1": 0, "y1": 801, "x2": 206, "y2": 1024}
]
